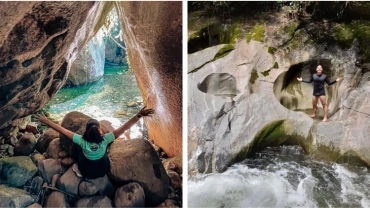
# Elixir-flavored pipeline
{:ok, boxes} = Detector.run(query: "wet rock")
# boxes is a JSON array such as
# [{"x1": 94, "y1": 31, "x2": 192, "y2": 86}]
[
  {"x1": 31, "y1": 153, "x2": 45, "y2": 167},
  {"x1": 35, "y1": 128, "x2": 59, "y2": 153},
  {"x1": 108, "y1": 139, "x2": 169, "y2": 206},
  {"x1": 76, "y1": 195, "x2": 112, "y2": 207},
  {"x1": 45, "y1": 191, "x2": 70, "y2": 208},
  {"x1": 167, "y1": 170, "x2": 182, "y2": 190},
  {"x1": 14, "y1": 132, "x2": 36, "y2": 156},
  {"x1": 38, "y1": 159, "x2": 63, "y2": 184},
  {"x1": 78, "y1": 175, "x2": 115, "y2": 198},
  {"x1": 0, "y1": 185, "x2": 35, "y2": 207},
  {"x1": 56, "y1": 166, "x2": 82, "y2": 196},
  {"x1": 0, "y1": 156, "x2": 37, "y2": 187},
  {"x1": 114, "y1": 182, "x2": 145, "y2": 207},
  {"x1": 127, "y1": 101, "x2": 138, "y2": 107},
  {"x1": 46, "y1": 138, "x2": 63, "y2": 159}
]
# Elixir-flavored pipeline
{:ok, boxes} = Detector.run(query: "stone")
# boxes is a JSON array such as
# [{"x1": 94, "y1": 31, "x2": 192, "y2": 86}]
[
  {"x1": 0, "y1": 156, "x2": 37, "y2": 187},
  {"x1": 14, "y1": 132, "x2": 36, "y2": 156},
  {"x1": 31, "y1": 153, "x2": 46, "y2": 167},
  {"x1": 0, "y1": 185, "x2": 35, "y2": 207},
  {"x1": 59, "y1": 157, "x2": 74, "y2": 166},
  {"x1": 127, "y1": 101, "x2": 138, "y2": 107},
  {"x1": 26, "y1": 122, "x2": 39, "y2": 134},
  {"x1": 78, "y1": 175, "x2": 115, "y2": 198},
  {"x1": 56, "y1": 166, "x2": 82, "y2": 196},
  {"x1": 27, "y1": 203, "x2": 42, "y2": 208},
  {"x1": 46, "y1": 138, "x2": 63, "y2": 159},
  {"x1": 76, "y1": 195, "x2": 112, "y2": 208},
  {"x1": 118, "y1": 1, "x2": 182, "y2": 157},
  {"x1": 35, "y1": 128, "x2": 59, "y2": 153},
  {"x1": 0, "y1": 144, "x2": 9, "y2": 150},
  {"x1": 10, "y1": 136, "x2": 18, "y2": 146},
  {"x1": 108, "y1": 139, "x2": 169, "y2": 206},
  {"x1": 16, "y1": 116, "x2": 32, "y2": 131},
  {"x1": 167, "y1": 170, "x2": 182, "y2": 190},
  {"x1": 44, "y1": 191, "x2": 70, "y2": 208},
  {"x1": 163, "y1": 157, "x2": 182, "y2": 175},
  {"x1": 58, "y1": 150, "x2": 68, "y2": 158},
  {"x1": 114, "y1": 183, "x2": 145, "y2": 207},
  {"x1": 38, "y1": 159, "x2": 63, "y2": 184},
  {"x1": 117, "y1": 111, "x2": 126, "y2": 115},
  {"x1": 157, "y1": 199, "x2": 181, "y2": 208},
  {"x1": 68, "y1": 29, "x2": 105, "y2": 86},
  {"x1": 7, "y1": 146, "x2": 14, "y2": 155}
]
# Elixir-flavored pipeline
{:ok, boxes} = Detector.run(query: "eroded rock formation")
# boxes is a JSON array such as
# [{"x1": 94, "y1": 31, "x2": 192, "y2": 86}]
[{"x1": 189, "y1": 11, "x2": 370, "y2": 173}]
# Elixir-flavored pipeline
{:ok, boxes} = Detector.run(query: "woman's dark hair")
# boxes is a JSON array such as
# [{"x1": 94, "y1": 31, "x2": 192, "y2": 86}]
[{"x1": 83, "y1": 119, "x2": 103, "y2": 143}]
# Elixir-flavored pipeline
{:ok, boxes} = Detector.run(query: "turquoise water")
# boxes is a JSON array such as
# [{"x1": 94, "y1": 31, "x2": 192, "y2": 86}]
[{"x1": 43, "y1": 65, "x2": 143, "y2": 123}]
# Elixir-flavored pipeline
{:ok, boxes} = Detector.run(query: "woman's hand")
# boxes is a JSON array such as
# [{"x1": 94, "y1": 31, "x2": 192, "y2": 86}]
[
  {"x1": 34, "y1": 113, "x2": 50, "y2": 124},
  {"x1": 138, "y1": 106, "x2": 154, "y2": 117},
  {"x1": 297, "y1": 77, "x2": 303, "y2": 82},
  {"x1": 336, "y1": 77, "x2": 342, "y2": 82}
]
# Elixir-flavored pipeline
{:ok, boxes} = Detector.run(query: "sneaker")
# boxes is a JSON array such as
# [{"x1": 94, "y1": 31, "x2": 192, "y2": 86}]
[{"x1": 72, "y1": 163, "x2": 82, "y2": 177}]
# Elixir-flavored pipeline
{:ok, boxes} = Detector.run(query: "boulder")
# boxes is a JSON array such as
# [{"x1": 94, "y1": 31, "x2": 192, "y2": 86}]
[
  {"x1": 14, "y1": 132, "x2": 36, "y2": 156},
  {"x1": 163, "y1": 156, "x2": 182, "y2": 175},
  {"x1": 0, "y1": 185, "x2": 34, "y2": 207},
  {"x1": 44, "y1": 191, "x2": 70, "y2": 208},
  {"x1": 31, "y1": 153, "x2": 46, "y2": 167},
  {"x1": 118, "y1": 1, "x2": 182, "y2": 157},
  {"x1": 27, "y1": 203, "x2": 42, "y2": 208},
  {"x1": 56, "y1": 166, "x2": 82, "y2": 196},
  {"x1": 167, "y1": 170, "x2": 182, "y2": 190},
  {"x1": 76, "y1": 196, "x2": 112, "y2": 208},
  {"x1": 108, "y1": 139, "x2": 169, "y2": 206},
  {"x1": 0, "y1": 156, "x2": 37, "y2": 187},
  {"x1": 157, "y1": 199, "x2": 181, "y2": 208},
  {"x1": 35, "y1": 128, "x2": 59, "y2": 153},
  {"x1": 114, "y1": 183, "x2": 145, "y2": 207},
  {"x1": 46, "y1": 138, "x2": 63, "y2": 159},
  {"x1": 78, "y1": 175, "x2": 115, "y2": 198},
  {"x1": 38, "y1": 159, "x2": 63, "y2": 184}
]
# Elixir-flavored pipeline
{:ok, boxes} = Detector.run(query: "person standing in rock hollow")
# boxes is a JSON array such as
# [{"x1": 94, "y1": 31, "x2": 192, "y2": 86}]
[
  {"x1": 35, "y1": 106, "x2": 154, "y2": 179},
  {"x1": 297, "y1": 65, "x2": 341, "y2": 122}
]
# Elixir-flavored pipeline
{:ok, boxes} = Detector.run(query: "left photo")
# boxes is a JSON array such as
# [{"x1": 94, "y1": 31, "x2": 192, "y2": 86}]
[{"x1": 0, "y1": 1, "x2": 182, "y2": 207}]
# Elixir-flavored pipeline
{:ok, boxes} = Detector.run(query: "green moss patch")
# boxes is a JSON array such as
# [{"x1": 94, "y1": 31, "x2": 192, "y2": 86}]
[
  {"x1": 213, "y1": 44, "x2": 235, "y2": 60},
  {"x1": 250, "y1": 69, "x2": 259, "y2": 84},
  {"x1": 268, "y1": 47, "x2": 276, "y2": 54},
  {"x1": 246, "y1": 23, "x2": 265, "y2": 43},
  {"x1": 273, "y1": 62, "x2": 279, "y2": 68},
  {"x1": 261, "y1": 70, "x2": 271, "y2": 76}
]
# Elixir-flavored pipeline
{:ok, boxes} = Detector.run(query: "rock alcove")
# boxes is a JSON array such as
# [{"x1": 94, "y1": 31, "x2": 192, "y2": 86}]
[{"x1": 274, "y1": 59, "x2": 341, "y2": 117}]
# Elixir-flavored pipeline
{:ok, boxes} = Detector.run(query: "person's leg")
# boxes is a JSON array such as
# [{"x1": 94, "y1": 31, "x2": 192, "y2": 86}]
[
  {"x1": 311, "y1": 96, "x2": 318, "y2": 118},
  {"x1": 319, "y1": 95, "x2": 328, "y2": 122}
]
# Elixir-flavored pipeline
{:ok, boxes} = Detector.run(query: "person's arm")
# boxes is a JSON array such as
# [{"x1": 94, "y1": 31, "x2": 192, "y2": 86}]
[
  {"x1": 297, "y1": 76, "x2": 313, "y2": 83},
  {"x1": 326, "y1": 77, "x2": 341, "y2": 85},
  {"x1": 34, "y1": 114, "x2": 75, "y2": 139},
  {"x1": 113, "y1": 106, "x2": 154, "y2": 139}
]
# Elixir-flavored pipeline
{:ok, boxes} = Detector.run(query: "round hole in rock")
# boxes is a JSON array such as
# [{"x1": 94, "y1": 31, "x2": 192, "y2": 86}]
[
  {"x1": 197, "y1": 73, "x2": 238, "y2": 99},
  {"x1": 273, "y1": 59, "x2": 339, "y2": 115}
]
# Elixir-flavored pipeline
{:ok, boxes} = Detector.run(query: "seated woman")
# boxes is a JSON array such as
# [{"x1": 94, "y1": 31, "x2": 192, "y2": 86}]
[{"x1": 35, "y1": 106, "x2": 154, "y2": 179}]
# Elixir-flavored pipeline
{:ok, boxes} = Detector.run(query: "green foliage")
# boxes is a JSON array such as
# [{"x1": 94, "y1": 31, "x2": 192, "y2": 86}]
[
  {"x1": 268, "y1": 47, "x2": 276, "y2": 54},
  {"x1": 273, "y1": 62, "x2": 279, "y2": 69},
  {"x1": 250, "y1": 69, "x2": 259, "y2": 84},
  {"x1": 246, "y1": 24, "x2": 265, "y2": 43},
  {"x1": 261, "y1": 70, "x2": 271, "y2": 77}
]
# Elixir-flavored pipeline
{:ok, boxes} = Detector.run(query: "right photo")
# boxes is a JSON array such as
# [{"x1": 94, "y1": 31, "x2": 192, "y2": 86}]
[{"x1": 188, "y1": 1, "x2": 370, "y2": 207}]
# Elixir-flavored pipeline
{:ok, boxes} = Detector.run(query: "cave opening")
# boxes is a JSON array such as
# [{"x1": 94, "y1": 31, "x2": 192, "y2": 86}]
[{"x1": 42, "y1": 6, "x2": 144, "y2": 140}]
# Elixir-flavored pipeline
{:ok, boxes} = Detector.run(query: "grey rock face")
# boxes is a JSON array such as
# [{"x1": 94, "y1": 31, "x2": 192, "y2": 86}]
[
  {"x1": 0, "y1": 156, "x2": 37, "y2": 187},
  {"x1": 0, "y1": 185, "x2": 35, "y2": 207}
]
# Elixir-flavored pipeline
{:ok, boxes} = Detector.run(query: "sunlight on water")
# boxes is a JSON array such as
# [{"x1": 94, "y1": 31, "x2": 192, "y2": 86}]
[
  {"x1": 188, "y1": 146, "x2": 370, "y2": 208},
  {"x1": 43, "y1": 65, "x2": 144, "y2": 138}
]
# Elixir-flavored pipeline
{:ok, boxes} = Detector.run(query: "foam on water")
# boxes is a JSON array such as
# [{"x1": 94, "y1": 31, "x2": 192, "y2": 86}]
[{"x1": 188, "y1": 146, "x2": 370, "y2": 208}]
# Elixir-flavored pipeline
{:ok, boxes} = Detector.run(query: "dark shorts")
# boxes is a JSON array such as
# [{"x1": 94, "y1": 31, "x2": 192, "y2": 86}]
[{"x1": 76, "y1": 145, "x2": 110, "y2": 179}]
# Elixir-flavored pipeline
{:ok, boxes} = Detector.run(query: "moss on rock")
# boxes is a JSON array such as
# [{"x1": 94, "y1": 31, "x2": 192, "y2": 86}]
[
  {"x1": 250, "y1": 69, "x2": 259, "y2": 84},
  {"x1": 213, "y1": 44, "x2": 235, "y2": 60},
  {"x1": 246, "y1": 23, "x2": 265, "y2": 43},
  {"x1": 273, "y1": 62, "x2": 279, "y2": 68}
]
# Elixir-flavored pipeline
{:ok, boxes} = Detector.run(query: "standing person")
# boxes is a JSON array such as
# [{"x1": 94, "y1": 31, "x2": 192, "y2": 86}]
[
  {"x1": 297, "y1": 65, "x2": 341, "y2": 122},
  {"x1": 35, "y1": 106, "x2": 154, "y2": 179}
]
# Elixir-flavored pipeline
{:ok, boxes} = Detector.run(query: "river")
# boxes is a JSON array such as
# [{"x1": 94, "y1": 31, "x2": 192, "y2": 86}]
[{"x1": 188, "y1": 145, "x2": 370, "y2": 208}]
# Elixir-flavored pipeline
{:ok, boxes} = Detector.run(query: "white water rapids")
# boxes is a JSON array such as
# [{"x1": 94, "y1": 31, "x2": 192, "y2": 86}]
[{"x1": 188, "y1": 146, "x2": 370, "y2": 208}]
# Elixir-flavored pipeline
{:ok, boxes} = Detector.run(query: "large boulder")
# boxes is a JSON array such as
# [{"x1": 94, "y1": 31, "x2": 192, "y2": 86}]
[
  {"x1": 76, "y1": 196, "x2": 112, "y2": 208},
  {"x1": 14, "y1": 132, "x2": 36, "y2": 156},
  {"x1": 68, "y1": 29, "x2": 105, "y2": 85},
  {"x1": 0, "y1": 156, "x2": 37, "y2": 187},
  {"x1": 44, "y1": 191, "x2": 70, "y2": 208},
  {"x1": 38, "y1": 159, "x2": 64, "y2": 184},
  {"x1": 0, "y1": 1, "x2": 106, "y2": 135},
  {"x1": 108, "y1": 139, "x2": 169, "y2": 206},
  {"x1": 56, "y1": 166, "x2": 82, "y2": 196},
  {"x1": 118, "y1": 1, "x2": 182, "y2": 157},
  {"x1": 0, "y1": 185, "x2": 35, "y2": 207}
]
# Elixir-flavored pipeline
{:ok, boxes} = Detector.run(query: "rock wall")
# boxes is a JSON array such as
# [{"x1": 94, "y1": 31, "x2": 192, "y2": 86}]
[
  {"x1": 188, "y1": 14, "x2": 370, "y2": 173},
  {"x1": 117, "y1": 1, "x2": 182, "y2": 157},
  {"x1": 0, "y1": 1, "x2": 105, "y2": 133}
]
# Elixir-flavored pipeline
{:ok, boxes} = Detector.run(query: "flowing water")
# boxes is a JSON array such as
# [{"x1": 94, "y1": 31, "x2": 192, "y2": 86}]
[
  {"x1": 43, "y1": 65, "x2": 144, "y2": 135},
  {"x1": 188, "y1": 146, "x2": 370, "y2": 208}
]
